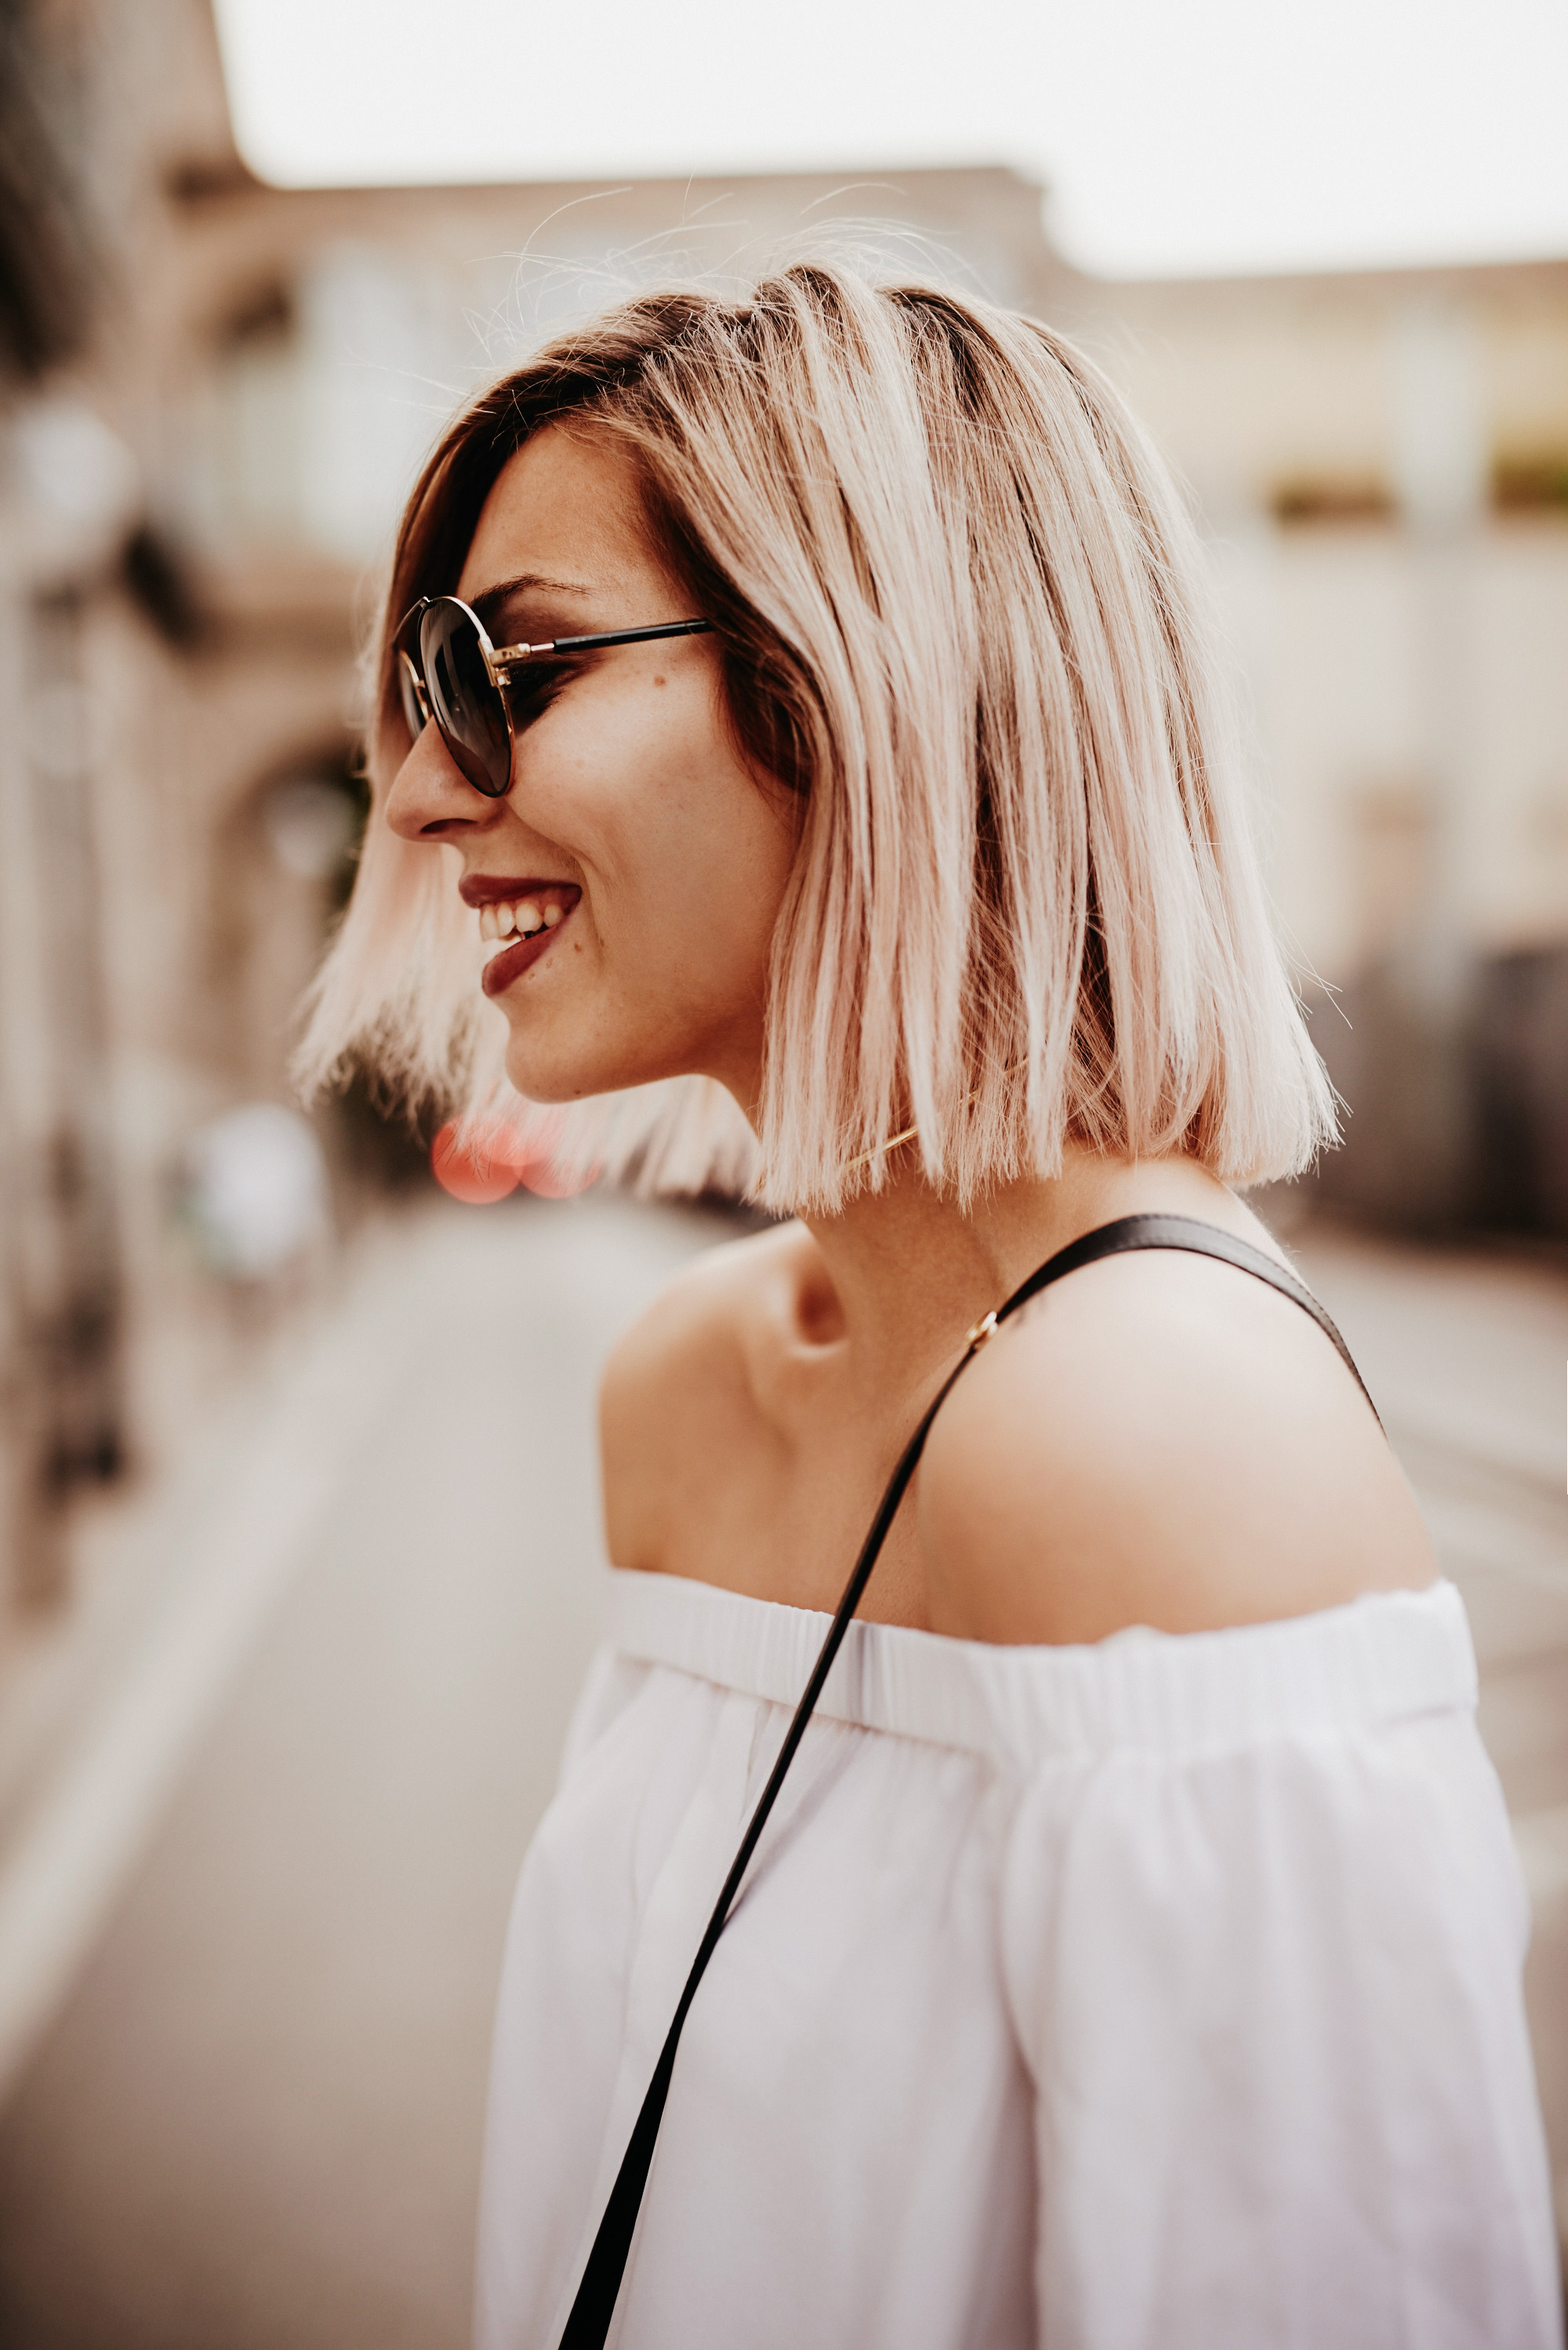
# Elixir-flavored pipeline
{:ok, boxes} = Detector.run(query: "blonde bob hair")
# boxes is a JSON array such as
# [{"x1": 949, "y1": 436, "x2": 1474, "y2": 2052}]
[{"x1": 297, "y1": 260, "x2": 1334, "y2": 1211}]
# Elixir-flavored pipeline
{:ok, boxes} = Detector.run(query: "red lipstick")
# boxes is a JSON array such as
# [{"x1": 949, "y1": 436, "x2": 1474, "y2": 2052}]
[
  {"x1": 460, "y1": 873, "x2": 574, "y2": 907},
  {"x1": 467, "y1": 879, "x2": 583, "y2": 997},
  {"x1": 482, "y1": 919, "x2": 571, "y2": 995}
]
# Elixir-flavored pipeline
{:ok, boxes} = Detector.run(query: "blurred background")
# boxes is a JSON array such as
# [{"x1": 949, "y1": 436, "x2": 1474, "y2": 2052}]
[{"x1": 0, "y1": 0, "x2": 1563, "y2": 2341}]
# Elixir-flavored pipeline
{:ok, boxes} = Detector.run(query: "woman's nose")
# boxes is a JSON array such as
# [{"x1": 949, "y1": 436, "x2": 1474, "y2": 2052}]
[{"x1": 383, "y1": 723, "x2": 501, "y2": 841}]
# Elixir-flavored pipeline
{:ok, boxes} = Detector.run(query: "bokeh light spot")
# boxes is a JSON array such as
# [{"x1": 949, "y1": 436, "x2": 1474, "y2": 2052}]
[
  {"x1": 430, "y1": 1124, "x2": 521, "y2": 1204},
  {"x1": 430, "y1": 1121, "x2": 598, "y2": 1202}
]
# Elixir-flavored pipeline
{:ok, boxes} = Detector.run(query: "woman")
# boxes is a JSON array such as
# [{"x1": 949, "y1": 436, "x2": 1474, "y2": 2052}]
[{"x1": 299, "y1": 265, "x2": 1559, "y2": 2348}]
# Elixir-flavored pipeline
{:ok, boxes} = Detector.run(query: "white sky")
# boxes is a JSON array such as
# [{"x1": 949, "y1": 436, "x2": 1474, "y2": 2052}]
[{"x1": 214, "y1": 0, "x2": 1568, "y2": 281}]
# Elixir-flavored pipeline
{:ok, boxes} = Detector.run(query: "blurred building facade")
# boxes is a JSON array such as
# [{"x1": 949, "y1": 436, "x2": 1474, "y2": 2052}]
[{"x1": 0, "y1": 0, "x2": 1565, "y2": 1636}]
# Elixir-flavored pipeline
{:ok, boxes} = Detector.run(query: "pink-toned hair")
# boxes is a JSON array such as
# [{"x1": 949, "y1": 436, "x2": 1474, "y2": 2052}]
[{"x1": 296, "y1": 262, "x2": 1335, "y2": 1210}]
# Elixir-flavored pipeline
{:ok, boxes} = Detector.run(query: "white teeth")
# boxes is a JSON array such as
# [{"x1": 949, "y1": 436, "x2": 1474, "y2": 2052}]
[{"x1": 477, "y1": 892, "x2": 572, "y2": 945}]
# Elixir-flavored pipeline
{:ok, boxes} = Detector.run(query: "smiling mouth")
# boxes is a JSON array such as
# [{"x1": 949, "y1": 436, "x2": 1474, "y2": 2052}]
[{"x1": 470, "y1": 881, "x2": 581, "y2": 997}]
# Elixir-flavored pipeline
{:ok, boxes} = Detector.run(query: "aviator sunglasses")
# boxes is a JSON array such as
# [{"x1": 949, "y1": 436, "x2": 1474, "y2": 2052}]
[{"x1": 395, "y1": 594, "x2": 713, "y2": 799}]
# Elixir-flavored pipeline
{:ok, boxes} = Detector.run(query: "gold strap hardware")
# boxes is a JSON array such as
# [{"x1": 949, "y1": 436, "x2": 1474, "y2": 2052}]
[{"x1": 964, "y1": 1309, "x2": 1000, "y2": 1352}]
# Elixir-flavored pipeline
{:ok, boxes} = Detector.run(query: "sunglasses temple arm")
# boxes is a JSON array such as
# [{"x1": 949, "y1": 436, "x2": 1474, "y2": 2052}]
[
  {"x1": 495, "y1": 619, "x2": 713, "y2": 664},
  {"x1": 555, "y1": 619, "x2": 712, "y2": 652}
]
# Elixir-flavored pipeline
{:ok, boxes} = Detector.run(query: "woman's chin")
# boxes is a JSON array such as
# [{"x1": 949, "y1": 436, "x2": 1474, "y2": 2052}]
[
  {"x1": 503, "y1": 1036, "x2": 646, "y2": 1108},
  {"x1": 503, "y1": 1055, "x2": 586, "y2": 1109},
  {"x1": 501, "y1": 1008, "x2": 745, "y2": 1109}
]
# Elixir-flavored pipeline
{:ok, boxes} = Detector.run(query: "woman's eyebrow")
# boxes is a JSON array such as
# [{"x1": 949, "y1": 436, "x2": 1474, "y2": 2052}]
[{"x1": 472, "y1": 572, "x2": 598, "y2": 636}]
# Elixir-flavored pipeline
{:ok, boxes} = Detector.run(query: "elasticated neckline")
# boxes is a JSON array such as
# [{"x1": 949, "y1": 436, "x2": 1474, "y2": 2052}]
[{"x1": 606, "y1": 1569, "x2": 1475, "y2": 1768}]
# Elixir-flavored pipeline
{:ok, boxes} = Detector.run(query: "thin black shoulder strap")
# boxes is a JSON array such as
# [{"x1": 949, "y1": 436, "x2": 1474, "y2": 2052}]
[
  {"x1": 993, "y1": 1212, "x2": 1381, "y2": 1427},
  {"x1": 555, "y1": 1213, "x2": 1379, "y2": 2347}
]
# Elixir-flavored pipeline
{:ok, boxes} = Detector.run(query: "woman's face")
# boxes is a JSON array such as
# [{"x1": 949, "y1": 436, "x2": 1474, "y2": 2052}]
[{"x1": 384, "y1": 423, "x2": 799, "y2": 1114}]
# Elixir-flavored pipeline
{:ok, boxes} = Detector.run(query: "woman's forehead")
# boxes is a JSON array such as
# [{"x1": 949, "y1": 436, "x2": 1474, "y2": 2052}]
[{"x1": 456, "y1": 423, "x2": 666, "y2": 610}]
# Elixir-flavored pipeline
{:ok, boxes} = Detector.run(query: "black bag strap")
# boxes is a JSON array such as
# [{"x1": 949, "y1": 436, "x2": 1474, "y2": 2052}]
[{"x1": 556, "y1": 1213, "x2": 1378, "y2": 2347}]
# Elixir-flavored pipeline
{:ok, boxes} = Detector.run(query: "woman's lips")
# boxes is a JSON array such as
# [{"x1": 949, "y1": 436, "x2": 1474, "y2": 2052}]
[
  {"x1": 479, "y1": 883, "x2": 583, "y2": 991},
  {"x1": 482, "y1": 919, "x2": 566, "y2": 995}
]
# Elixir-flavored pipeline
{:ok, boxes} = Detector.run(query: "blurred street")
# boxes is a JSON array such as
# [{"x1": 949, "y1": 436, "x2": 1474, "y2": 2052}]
[
  {"x1": 0, "y1": 1193, "x2": 1559, "y2": 2348},
  {"x1": 0, "y1": 1193, "x2": 720, "y2": 2350}
]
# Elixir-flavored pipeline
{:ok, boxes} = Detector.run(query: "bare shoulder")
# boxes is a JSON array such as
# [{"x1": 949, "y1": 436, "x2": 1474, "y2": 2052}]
[
  {"x1": 599, "y1": 1219, "x2": 820, "y2": 1572},
  {"x1": 917, "y1": 1241, "x2": 1436, "y2": 1645}
]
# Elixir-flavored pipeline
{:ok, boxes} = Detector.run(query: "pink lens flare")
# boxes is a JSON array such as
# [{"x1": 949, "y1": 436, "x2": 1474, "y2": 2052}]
[
  {"x1": 430, "y1": 1121, "x2": 598, "y2": 1204},
  {"x1": 430, "y1": 1124, "x2": 519, "y2": 1203}
]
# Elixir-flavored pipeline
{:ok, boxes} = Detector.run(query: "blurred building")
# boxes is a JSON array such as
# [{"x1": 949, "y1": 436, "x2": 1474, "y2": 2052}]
[{"x1": 0, "y1": 0, "x2": 1565, "y2": 1642}]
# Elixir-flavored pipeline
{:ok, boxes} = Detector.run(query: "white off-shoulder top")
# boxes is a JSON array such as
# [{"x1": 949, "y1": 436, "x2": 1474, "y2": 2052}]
[{"x1": 474, "y1": 1571, "x2": 1562, "y2": 2350}]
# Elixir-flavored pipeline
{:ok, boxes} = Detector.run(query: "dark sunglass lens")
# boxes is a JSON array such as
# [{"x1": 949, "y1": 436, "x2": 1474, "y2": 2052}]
[
  {"x1": 419, "y1": 600, "x2": 511, "y2": 797},
  {"x1": 397, "y1": 651, "x2": 428, "y2": 742}
]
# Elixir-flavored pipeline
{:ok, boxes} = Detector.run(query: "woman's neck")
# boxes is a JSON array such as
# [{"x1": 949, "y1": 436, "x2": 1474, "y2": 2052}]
[{"x1": 795, "y1": 1144, "x2": 1242, "y2": 1399}]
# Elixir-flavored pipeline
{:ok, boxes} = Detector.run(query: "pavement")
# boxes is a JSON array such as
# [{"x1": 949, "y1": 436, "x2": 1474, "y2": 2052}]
[{"x1": 0, "y1": 1194, "x2": 1560, "y2": 2348}]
